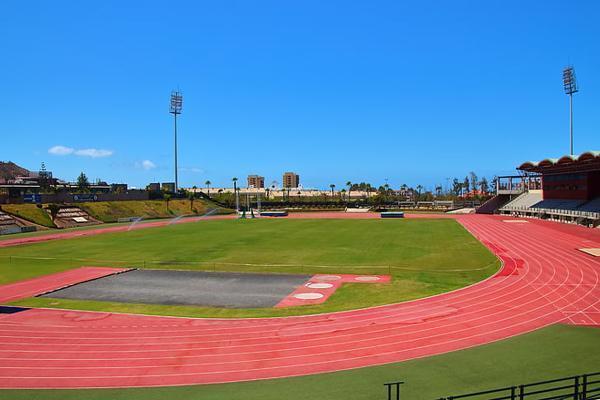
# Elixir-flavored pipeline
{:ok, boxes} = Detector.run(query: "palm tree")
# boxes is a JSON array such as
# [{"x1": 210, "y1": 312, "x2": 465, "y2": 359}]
[
  {"x1": 416, "y1": 185, "x2": 423, "y2": 201},
  {"x1": 346, "y1": 181, "x2": 352, "y2": 203},
  {"x1": 329, "y1": 184, "x2": 335, "y2": 197},
  {"x1": 265, "y1": 187, "x2": 270, "y2": 199},
  {"x1": 400, "y1": 184, "x2": 408, "y2": 192},
  {"x1": 341, "y1": 188, "x2": 347, "y2": 201},
  {"x1": 205, "y1": 180, "x2": 211, "y2": 196}
]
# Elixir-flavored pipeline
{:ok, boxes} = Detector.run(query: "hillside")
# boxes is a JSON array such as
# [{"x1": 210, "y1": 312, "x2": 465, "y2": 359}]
[
  {"x1": 78, "y1": 199, "x2": 233, "y2": 223},
  {"x1": 0, "y1": 161, "x2": 30, "y2": 182},
  {"x1": 1, "y1": 204, "x2": 55, "y2": 228}
]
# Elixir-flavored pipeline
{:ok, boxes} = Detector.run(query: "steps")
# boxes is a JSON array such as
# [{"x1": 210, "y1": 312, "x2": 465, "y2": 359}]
[{"x1": 52, "y1": 207, "x2": 101, "y2": 228}]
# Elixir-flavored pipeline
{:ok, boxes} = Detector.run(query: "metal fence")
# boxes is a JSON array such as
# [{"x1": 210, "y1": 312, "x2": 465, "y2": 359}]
[
  {"x1": 432, "y1": 372, "x2": 600, "y2": 400},
  {"x1": 500, "y1": 205, "x2": 600, "y2": 220}
]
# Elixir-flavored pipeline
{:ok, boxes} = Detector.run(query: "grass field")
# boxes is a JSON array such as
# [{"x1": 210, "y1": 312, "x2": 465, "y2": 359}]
[
  {"x1": 1, "y1": 218, "x2": 499, "y2": 318},
  {"x1": 0, "y1": 324, "x2": 597, "y2": 400}
]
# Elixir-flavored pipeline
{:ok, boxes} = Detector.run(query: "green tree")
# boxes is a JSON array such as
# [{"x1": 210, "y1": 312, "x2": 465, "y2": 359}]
[
  {"x1": 452, "y1": 178, "x2": 461, "y2": 196},
  {"x1": 480, "y1": 177, "x2": 489, "y2": 194},
  {"x1": 187, "y1": 191, "x2": 195, "y2": 212},
  {"x1": 416, "y1": 185, "x2": 423, "y2": 200},
  {"x1": 76, "y1": 172, "x2": 89, "y2": 191},
  {"x1": 463, "y1": 176, "x2": 470, "y2": 195},
  {"x1": 164, "y1": 193, "x2": 171, "y2": 212},
  {"x1": 47, "y1": 203, "x2": 61, "y2": 220},
  {"x1": 469, "y1": 172, "x2": 478, "y2": 193},
  {"x1": 346, "y1": 181, "x2": 352, "y2": 203}
]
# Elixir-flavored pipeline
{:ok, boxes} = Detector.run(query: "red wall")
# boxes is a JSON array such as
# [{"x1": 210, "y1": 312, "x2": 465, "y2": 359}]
[{"x1": 542, "y1": 172, "x2": 590, "y2": 200}]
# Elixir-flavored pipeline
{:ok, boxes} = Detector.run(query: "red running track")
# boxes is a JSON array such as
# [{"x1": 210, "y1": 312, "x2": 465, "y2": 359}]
[
  {"x1": 0, "y1": 215, "x2": 599, "y2": 388},
  {"x1": 0, "y1": 267, "x2": 131, "y2": 304}
]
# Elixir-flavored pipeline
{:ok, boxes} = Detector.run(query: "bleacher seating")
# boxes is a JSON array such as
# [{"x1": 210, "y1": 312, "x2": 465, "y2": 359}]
[
  {"x1": 0, "y1": 211, "x2": 18, "y2": 227},
  {"x1": 531, "y1": 199, "x2": 585, "y2": 210},
  {"x1": 577, "y1": 197, "x2": 600, "y2": 213},
  {"x1": 53, "y1": 207, "x2": 100, "y2": 228},
  {"x1": 499, "y1": 192, "x2": 543, "y2": 211},
  {"x1": 499, "y1": 191, "x2": 600, "y2": 227},
  {"x1": 0, "y1": 210, "x2": 32, "y2": 235}
]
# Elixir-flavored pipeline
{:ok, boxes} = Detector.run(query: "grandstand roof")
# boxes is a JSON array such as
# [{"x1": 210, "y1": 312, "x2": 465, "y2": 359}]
[{"x1": 518, "y1": 151, "x2": 600, "y2": 173}]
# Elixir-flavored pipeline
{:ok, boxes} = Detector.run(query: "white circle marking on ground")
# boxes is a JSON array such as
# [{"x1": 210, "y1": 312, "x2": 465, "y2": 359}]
[
  {"x1": 293, "y1": 293, "x2": 324, "y2": 300},
  {"x1": 354, "y1": 276, "x2": 381, "y2": 282},
  {"x1": 315, "y1": 275, "x2": 341, "y2": 281},
  {"x1": 307, "y1": 283, "x2": 334, "y2": 289}
]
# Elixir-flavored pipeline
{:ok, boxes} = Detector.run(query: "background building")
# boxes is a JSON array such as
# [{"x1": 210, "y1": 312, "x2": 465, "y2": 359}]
[
  {"x1": 247, "y1": 175, "x2": 265, "y2": 188},
  {"x1": 161, "y1": 182, "x2": 176, "y2": 193},
  {"x1": 283, "y1": 172, "x2": 300, "y2": 188}
]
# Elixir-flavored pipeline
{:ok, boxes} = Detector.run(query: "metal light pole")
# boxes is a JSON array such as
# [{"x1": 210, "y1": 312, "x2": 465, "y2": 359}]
[
  {"x1": 169, "y1": 91, "x2": 183, "y2": 192},
  {"x1": 233, "y1": 178, "x2": 239, "y2": 212},
  {"x1": 562, "y1": 66, "x2": 578, "y2": 155}
]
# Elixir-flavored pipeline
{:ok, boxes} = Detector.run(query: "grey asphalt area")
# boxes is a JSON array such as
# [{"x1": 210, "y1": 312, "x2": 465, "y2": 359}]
[{"x1": 41, "y1": 269, "x2": 312, "y2": 308}]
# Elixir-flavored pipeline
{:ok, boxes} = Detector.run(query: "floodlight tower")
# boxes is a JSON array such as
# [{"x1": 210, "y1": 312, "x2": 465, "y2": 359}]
[
  {"x1": 562, "y1": 66, "x2": 578, "y2": 155},
  {"x1": 169, "y1": 90, "x2": 183, "y2": 192}
]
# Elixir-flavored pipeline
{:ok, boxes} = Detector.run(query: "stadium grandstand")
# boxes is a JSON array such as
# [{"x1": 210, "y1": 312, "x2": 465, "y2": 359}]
[{"x1": 479, "y1": 151, "x2": 600, "y2": 227}]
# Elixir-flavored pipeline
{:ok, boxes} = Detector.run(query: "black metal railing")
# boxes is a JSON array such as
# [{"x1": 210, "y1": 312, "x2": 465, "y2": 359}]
[
  {"x1": 432, "y1": 372, "x2": 600, "y2": 400},
  {"x1": 384, "y1": 381, "x2": 404, "y2": 400}
]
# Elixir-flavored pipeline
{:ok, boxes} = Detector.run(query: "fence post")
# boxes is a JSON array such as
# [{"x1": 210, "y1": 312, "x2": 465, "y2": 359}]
[
  {"x1": 511, "y1": 386, "x2": 516, "y2": 400},
  {"x1": 519, "y1": 384, "x2": 525, "y2": 400},
  {"x1": 573, "y1": 376, "x2": 579, "y2": 400},
  {"x1": 582, "y1": 374, "x2": 588, "y2": 400},
  {"x1": 383, "y1": 382, "x2": 404, "y2": 400}
]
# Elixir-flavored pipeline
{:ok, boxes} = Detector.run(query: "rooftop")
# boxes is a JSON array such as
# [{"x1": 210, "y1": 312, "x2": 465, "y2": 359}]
[{"x1": 518, "y1": 151, "x2": 600, "y2": 173}]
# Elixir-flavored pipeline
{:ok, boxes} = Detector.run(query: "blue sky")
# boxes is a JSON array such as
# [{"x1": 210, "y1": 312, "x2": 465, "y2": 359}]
[{"x1": 1, "y1": 1, "x2": 598, "y2": 190}]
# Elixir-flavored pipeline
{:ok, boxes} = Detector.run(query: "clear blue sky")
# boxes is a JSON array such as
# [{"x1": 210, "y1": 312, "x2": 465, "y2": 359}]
[{"x1": 1, "y1": 1, "x2": 598, "y2": 190}]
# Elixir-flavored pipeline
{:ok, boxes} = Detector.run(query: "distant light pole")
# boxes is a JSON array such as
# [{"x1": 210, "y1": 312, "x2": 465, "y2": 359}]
[
  {"x1": 169, "y1": 90, "x2": 183, "y2": 192},
  {"x1": 562, "y1": 66, "x2": 578, "y2": 155}
]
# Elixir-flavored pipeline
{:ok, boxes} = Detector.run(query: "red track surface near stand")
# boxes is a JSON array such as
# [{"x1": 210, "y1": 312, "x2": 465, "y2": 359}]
[{"x1": 0, "y1": 214, "x2": 598, "y2": 389}]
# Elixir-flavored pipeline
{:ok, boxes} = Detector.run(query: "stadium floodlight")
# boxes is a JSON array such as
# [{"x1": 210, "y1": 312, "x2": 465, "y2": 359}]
[
  {"x1": 169, "y1": 91, "x2": 183, "y2": 192},
  {"x1": 562, "y1": 66, "x2": 578, "y2": 155}
]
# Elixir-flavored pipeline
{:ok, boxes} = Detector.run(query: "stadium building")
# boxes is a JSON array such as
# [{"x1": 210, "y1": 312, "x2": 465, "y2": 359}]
[{"x1": 483, "y1": 151, "x2": 600, "y2": 227}]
